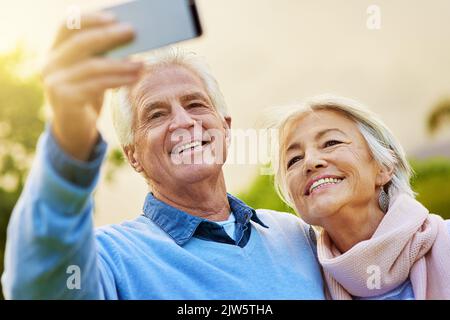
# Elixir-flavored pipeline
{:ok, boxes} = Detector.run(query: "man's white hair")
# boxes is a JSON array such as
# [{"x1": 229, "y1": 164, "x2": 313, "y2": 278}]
[
  {"x1": 110, "y1": 47, "x2": 229, "y2": 147},
  {"x1": 272, "y1": 94, "x2": 415, "y2": 208}
]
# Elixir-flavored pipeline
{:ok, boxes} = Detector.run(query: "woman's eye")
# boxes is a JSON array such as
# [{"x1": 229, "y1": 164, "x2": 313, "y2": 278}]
[
  {"x1": 287, "y1": 156, "x2": 303, "y2": 169},
  {"x1": 324, "y1": 140, "x2": 342, "y2": 148}
]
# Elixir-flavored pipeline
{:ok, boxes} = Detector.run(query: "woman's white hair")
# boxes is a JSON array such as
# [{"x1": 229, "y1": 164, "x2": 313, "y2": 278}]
[
  {"x1": 272, "y1": 94, "x2": 415, "y2": 208},
  {"x1": 110, "y1": 47, "x2": 228, "y2": 147}
]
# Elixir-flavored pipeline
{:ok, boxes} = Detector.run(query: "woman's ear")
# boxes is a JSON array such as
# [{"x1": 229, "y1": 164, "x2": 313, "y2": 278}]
[
  {"x1": 376, "y1": 164, "x2": 394, "y2": 187},
  {"x1": 123, "y1": 145, "x2": 144, "y2": 173}
]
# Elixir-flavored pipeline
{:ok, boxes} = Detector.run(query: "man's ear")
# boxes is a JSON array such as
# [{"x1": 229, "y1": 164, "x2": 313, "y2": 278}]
[
  {"x1": 223, "y1": 116, "x2": 232, "y2": 146},
  {"x1": 123, "y1": 145, "x2": 144, "y2": 173},
  {"x1": 376, "y1": 164, "x2": 394, "y2": 187}
]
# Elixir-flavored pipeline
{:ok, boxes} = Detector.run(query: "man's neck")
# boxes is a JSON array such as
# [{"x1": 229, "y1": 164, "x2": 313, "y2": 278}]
[
  {"x1": 151, "y1": 173, "x2": 231, "y2": 222},
  {"x1": 319, "y1": 199, "x2": 385, "y2": 253}
]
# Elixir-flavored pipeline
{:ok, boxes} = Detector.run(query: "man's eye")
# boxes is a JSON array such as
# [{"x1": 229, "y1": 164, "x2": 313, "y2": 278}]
[
  {"x1": 324, "y1": 140, "x2": 342, "y2": 148},
  {"x1": 187, "y1": 103, "x2": 206, "y2": 109},
  {"x1": 287, "y1": 156, "x2": 303, "y2": 169},
  {"x1": 150, "y1": 112, "x2": 164, "y2": 120}
]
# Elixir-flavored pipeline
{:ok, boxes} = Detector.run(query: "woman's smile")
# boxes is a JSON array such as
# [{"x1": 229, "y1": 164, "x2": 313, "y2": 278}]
[{"x1": 304, "y1": 175, "x2": 345, "y2": 196}]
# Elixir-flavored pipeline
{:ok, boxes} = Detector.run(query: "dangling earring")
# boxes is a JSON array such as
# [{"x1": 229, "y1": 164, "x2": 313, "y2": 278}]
[{"x1": 378, "y1": 187, "x2": 390, "y2": 213}]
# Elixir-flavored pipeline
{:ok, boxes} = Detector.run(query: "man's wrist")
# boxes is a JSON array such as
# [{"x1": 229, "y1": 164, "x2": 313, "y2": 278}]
[
  {"x1": 45, "y1": 124, "x2": 108, "y2": 188},
  {"x1": 51, "y1": 121, "x2": 100, "y2": 162}
]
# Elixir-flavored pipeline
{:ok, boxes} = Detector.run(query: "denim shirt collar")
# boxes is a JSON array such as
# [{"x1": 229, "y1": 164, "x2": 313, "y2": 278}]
[{"x1": 142, "y1": 193, "x2": 268, "y2": 246}]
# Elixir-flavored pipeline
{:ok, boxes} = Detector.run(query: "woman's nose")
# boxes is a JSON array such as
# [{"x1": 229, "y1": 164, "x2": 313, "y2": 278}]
[{"x1": 302, "y1": 151, "x2": 327, "y2": 176}]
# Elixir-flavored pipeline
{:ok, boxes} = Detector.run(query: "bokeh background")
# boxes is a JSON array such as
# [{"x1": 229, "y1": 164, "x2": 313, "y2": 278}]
[{"x1": 1, "y1": 0, "x2": 450, "y2": 298}]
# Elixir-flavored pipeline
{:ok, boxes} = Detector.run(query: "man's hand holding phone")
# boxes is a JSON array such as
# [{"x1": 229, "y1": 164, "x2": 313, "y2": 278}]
[
  {"x1": 42, "y1": 12, "x2": 144, "y2": 161},
  {"x1": 42, "y1": 1, "x2": 202, "y2": 161}
]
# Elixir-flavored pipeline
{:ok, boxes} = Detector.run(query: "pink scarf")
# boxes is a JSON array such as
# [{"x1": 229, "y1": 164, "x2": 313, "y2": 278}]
[{"x1": 317, "y1": 194, "x2": 450, "y2": 300}]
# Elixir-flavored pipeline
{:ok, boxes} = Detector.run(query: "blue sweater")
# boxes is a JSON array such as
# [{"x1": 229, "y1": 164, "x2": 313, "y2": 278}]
[{"x1": 1, "y1": 130, "x2": 325, "y2": 299}]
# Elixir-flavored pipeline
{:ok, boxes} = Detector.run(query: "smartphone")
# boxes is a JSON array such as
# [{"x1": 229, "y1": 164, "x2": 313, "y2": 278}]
[{"x1": 103, "y1": 0, "x2": 202, "y2": 58}]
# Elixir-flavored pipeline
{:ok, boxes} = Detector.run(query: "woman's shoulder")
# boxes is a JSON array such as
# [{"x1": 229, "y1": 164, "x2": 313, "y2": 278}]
[
  {"x1": 254, "y1": 209, "x2": 308, "y2": 228},
  {"x1": 254, "y1": 209, "x2": 317, "y2": 252},
  {"x1": 445, "y1": 219, "x2": 450, "y2": 234}
]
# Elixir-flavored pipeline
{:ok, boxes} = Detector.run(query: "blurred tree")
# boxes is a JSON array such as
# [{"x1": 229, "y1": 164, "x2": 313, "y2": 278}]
[
  {"x1": 238, "y1": 172, "x2": 295, "y2": 214},
  {"x1": 410, "y1": 158, "x2": 450, "y2": 219},
  {"x1": 0, "y1": 48, "x2": 45, "y2": 300},
  {"x1": 427, "y1": 98, "x2": 450, "y2": 134},
  {"x1": 105, "y1": 147, "x2": 126, "y2": 182}
]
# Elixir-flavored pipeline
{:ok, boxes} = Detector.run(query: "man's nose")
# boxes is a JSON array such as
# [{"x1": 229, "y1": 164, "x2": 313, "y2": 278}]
[
  {"x1": 302, "y1": 150, "x2": 327, "y2": 176},
  {"x1": 168, "y1": 105, "x2": 196, "y2": 132}
]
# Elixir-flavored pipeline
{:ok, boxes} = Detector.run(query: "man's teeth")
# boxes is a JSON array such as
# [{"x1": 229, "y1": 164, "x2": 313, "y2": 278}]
[
  {"x1": 309, "y1": 178, "x2": 343, "y2": 194},
  {"x1": 174, "y1": 141, "x2": 202, "y2": 154}
]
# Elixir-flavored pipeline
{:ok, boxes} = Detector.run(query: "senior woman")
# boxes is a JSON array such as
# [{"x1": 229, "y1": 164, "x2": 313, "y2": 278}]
[{"x1": 272, "y1": 95, "x2": 450, "y2": 300}]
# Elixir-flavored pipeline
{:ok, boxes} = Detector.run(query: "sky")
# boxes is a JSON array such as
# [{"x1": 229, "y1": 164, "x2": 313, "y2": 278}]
[{"x1": 1, "y1": 0, "x2": 450, "y2": 226}]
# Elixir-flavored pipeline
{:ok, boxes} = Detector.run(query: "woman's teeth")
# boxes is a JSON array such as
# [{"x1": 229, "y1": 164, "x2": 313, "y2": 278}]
[{"x1": 309, "y1": 178, "x2": 343, "y2": 195}]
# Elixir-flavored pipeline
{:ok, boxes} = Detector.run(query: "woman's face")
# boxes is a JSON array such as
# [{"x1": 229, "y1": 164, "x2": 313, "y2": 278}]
[{"x1": 283, "y1": 110, "x2": 386, "y2": 225}]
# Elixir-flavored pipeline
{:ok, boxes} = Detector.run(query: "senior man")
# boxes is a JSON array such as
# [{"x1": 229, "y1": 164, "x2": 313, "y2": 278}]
[{"x1": 2, "y1": 12, "x2": 324, "y2": 299}]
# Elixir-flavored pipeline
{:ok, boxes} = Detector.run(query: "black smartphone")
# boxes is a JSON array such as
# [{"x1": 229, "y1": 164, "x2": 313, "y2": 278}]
[{"x1": 104, "y1": 0, "x2": 202, "y2": 58}]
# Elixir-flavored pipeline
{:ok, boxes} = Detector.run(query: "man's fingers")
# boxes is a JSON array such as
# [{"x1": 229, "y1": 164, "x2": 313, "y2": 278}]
[
  {"x1": 74, "y1": 74, "x2": 140, "y2": 99},
  {"x1": 52, "y1": 11, "x2": 117, "y2": 49},
  {"x1": 46, "y1": 23, "x2": 135, "y2": 73},
  {"x1": 60, "y1": 58, "x2": 144, "y2": 82}
]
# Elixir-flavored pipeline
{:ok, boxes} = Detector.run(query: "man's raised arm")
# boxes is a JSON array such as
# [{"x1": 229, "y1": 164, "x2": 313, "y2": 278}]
[{"x1": 1, "y1": 12, "x2": 143, "y2": 299}]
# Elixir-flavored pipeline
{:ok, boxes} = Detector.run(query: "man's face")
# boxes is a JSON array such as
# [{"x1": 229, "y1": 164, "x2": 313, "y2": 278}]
[{"x1": 127, "y1": 64, "x2": 231, "y2": 190}]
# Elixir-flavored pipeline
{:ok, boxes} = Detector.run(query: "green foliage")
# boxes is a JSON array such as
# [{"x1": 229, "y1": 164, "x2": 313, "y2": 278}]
[
  {"x1": 0, "y1": 48, "x2": 45, "y2": 299},
  {"x1": 105, "y1": 147, "x2": 126, "y2": 182},
  {"x1": 410, "y1": 158, "x2": 450, "y2": 219},
  {"x1": 238, "y1": 172, "x2": 295, "y2": 214},
  {"x1": 239, "y1": 159, "x2": 450, "y2": 220}
]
